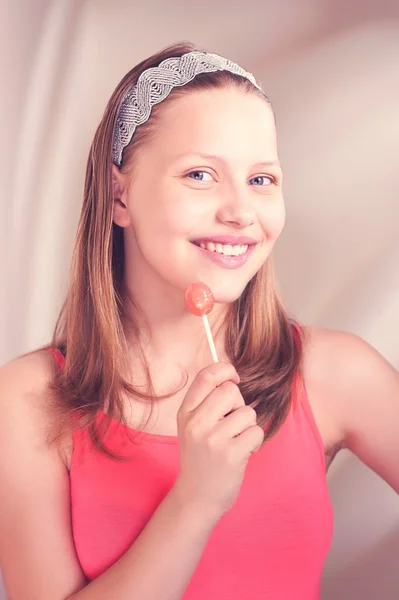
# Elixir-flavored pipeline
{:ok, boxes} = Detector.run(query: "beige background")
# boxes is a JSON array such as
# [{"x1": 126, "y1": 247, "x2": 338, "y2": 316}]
[{"x1": 1, "y1": 0, "x2": 399, "y2": 598}]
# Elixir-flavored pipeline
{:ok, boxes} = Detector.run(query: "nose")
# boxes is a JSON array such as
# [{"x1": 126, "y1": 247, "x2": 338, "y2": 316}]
[{"x1": 216, "y1": 186, "x2": 256, "y2": 229}]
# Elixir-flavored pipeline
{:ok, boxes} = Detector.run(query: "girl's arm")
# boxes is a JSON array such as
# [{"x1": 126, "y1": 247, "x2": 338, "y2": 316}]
[
  {"x1": 0, "y1": 352, "x2": 214, "y2": 600},
  {"x1": 304, "y1": 327, "x2": 399, "y2": 493}
]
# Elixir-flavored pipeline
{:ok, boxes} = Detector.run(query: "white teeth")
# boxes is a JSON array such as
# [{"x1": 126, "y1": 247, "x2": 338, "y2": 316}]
[{"x1": 199, "y1": 242, "x2": 249, "y2": 256}]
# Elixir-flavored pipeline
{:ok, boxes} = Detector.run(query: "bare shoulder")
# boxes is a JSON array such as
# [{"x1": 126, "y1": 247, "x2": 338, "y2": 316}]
[
  {"x1": 0, "y1": 347, "x2": 55, "y2": 386},
  {"x1": 0, "y1": 349, "x2": 59, "y2": 447},
  {"x1": 0, "y1": 348, "x2": 51, "y2": 408},
  {"x1": 0, "y1": 349, "x2": 73, "y2": 467},
  {"x1": 301, "y1": 324, "x2": 376, "y2": 365},
  {"x1": 301, "y1": 325, "x2": 397, "y2": 397},
  {"x1": 301, "y1": 326, "x2": 399, "y2": 492}
]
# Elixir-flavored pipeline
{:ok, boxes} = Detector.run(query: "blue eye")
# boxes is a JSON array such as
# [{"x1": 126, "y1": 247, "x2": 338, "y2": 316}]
[
  {"x1": 249, "y1": 175, "x2": 273, "y2": 186},
  {"x1": 187, "y1": 171, "x2": 213, "y2": 182}
]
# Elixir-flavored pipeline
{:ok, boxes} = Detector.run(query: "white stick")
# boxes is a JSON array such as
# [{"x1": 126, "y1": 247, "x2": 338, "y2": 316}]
[{"x1": 201, "y1": 314, "x2": 219, "y2": 363}]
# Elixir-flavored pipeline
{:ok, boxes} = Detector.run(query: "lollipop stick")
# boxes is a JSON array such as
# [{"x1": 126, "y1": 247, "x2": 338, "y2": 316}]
[{"x1": 201, "y1": 314, "x2": 219, "y2": 363}]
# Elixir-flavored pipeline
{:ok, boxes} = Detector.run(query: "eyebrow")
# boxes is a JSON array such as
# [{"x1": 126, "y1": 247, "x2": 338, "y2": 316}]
[{"x1": 175, "y1": 152, "x2": 281, "y2": 170}]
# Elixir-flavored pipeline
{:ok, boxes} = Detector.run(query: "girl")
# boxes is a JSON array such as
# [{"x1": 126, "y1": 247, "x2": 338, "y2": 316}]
[{"x1": 0, "y1": 42, "x2": 398, "y2": 600}]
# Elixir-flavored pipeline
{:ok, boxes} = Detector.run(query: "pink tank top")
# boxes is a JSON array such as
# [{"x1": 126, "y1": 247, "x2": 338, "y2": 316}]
[{"x1": 52, "y1": 346, "x2": 333, "y2": 599}]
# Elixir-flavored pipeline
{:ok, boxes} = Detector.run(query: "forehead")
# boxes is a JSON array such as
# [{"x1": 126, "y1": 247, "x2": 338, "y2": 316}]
[{"x1": 150, "y1": 87, "x2": 277, "y2": 159}]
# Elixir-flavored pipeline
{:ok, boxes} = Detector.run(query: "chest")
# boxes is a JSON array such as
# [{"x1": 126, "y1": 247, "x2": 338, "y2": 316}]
[
  {"x1": 69, "y1": 408, "x2": 334, "y2": 584},
  {"x1": 105, "y1": 388, "x2": 341, "y2": 469}
]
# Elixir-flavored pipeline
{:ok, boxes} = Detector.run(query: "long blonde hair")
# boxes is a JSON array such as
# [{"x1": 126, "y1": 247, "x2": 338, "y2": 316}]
[{"x1": 51, "y1": 42, "x2": 303, "y2": 454}]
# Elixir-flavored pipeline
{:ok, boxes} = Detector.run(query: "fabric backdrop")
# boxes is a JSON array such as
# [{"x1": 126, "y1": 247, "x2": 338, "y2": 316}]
[{"x1": 1, "y1": 1, "x2": 399, "y2": 598}]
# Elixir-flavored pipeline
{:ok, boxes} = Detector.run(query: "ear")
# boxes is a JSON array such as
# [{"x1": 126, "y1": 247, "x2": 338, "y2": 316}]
[{"x1": 112, "y1": 164, "x2": 132, "y2": 228}]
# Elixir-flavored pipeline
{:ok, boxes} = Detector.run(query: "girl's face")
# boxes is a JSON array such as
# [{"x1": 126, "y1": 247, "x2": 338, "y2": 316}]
[{"x1": 113, "y1": 87, "x2": 285, "y2": 307}]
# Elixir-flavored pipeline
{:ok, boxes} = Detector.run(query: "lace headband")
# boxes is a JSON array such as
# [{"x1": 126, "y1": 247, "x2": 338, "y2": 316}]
[{"x1": 112, "y1": 50, "x2": 264, "y2": 166}]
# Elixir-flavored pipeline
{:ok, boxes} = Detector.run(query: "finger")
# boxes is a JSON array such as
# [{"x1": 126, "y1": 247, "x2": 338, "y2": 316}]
[
  {"x1": 232, "y1": 425, "x2": 265, "y2": 457},
  {"x1": 180, "y1": 362, "x2": 240, "y2": 413},
  {"x1": 193, "y1": 381, "x2": 245, "y2": 424},
  {"x1": 211, "y1": 405, "x2": 258, "y2": 439}
]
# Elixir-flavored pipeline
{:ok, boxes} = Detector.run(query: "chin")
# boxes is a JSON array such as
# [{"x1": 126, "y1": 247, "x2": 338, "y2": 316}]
[{"x1": 209, "y1": 280, "x2": 250, "y2": 306}]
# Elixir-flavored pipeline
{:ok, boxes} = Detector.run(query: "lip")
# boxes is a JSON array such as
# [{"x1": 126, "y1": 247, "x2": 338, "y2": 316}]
[{"x1": 190, "y1": 235, "x2": 259, "y2": 246}]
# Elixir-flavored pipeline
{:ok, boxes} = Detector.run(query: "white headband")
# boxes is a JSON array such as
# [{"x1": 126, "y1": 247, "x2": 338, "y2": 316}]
[{"x1": 112, "y1": 50, "x2": 264, "y2": 166}]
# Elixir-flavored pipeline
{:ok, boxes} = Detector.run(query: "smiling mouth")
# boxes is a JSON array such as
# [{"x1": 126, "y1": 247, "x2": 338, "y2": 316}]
[
  {"x1": 190, "y1": 239, "x2": 257, "y2": 269},
  {"x1": 192, "y1": 240, "x2": 251, "y2": 256}
]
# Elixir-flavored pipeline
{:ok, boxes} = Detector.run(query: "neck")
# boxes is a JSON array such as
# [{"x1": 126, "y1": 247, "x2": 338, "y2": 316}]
[{"x1": 122, "y1": 282, "x2": 228, "y2": 370}]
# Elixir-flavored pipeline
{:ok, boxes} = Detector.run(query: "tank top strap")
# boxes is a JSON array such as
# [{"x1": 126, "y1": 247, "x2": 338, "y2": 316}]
[
  {"x1": 294, "y1": 373, "x2": 326, "y2": 474},
  {"x1": 290, "y1": 321, "x2": 303, "y2": 411},
  {"x1": 289, "y1": 321, "x2": 326, "y2": 469},
  {"x1": 49, "y1": 346, "x2": 88, "y2": 441},
  {"x1": 49, "y1": 346, "x2": 66, "y2": 369}
]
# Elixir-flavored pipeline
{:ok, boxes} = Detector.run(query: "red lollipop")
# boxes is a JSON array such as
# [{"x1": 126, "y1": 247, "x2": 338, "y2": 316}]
[
  {"x1": 185, "y1": 282, "x2": 218, "y2": 362},
  {"x1": 184, "y1": 282, "x2": 214, "y2": 317}
]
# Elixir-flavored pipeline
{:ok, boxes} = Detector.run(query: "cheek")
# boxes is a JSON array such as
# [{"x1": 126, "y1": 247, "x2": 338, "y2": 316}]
[
  {"x1": 151, "y1": 195, "x2": 211, "y2": 238},
  {"x1": 130, "y1": 190, "x2": 188, "y2": 235},
  {"x1": 163, "y1": 203, "x2": 200, "y2": 234},
  {"x1": 260, "y1": 198, "x2": 286, "y2": 240}
]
